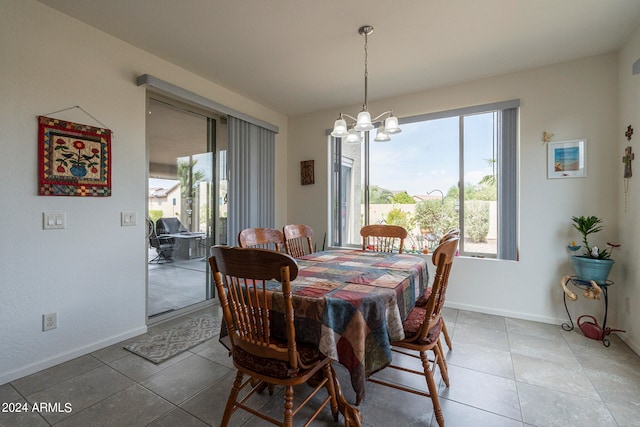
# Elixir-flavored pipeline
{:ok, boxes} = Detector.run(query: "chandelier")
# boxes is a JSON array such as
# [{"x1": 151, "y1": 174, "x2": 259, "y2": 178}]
[{"x1": 331, "y1": 25, "x2": 401, "y2": 143}]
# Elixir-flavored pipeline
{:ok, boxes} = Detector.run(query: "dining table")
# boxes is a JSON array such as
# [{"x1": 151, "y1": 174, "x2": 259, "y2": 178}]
[{"x1": 261, "y1": 248, "x2": 429, "y2": 404}]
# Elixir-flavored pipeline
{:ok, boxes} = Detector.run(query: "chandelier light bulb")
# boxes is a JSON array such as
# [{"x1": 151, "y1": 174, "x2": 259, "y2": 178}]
[
  {"x1": 345, "y1": 128, "x2": 362, "y2": 144},
  {"x1": 384, "y1": 115, "x2": 401, "y2": 134},
  {"x1": 331, "y1": 117, "x2": 349, "y2": 138},
  {"x1": 355, "y1": 110, "x2": 374, "y2": 132},
  {"x1": 374, "y1": 126, "x2": 390, "y2": 142}
]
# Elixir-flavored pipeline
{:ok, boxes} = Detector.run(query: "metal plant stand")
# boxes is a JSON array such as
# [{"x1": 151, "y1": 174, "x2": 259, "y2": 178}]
[{"x1": 561, "y1": 276, "x2": 618, "y2": 347}]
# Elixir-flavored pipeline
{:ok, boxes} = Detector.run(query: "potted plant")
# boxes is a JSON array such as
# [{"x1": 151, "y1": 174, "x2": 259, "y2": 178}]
[{"x1": 569, "y1": 215, "x2": 617, "y2": 284}]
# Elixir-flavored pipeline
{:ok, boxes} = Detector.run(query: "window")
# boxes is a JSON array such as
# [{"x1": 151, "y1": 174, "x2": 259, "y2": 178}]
[{"x1": 330, "y1": 100, "x2": 518, "y2": 260}]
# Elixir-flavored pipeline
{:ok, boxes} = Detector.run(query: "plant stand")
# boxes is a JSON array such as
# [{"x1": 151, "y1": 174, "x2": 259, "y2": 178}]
[{"x1": 561, "y1": 276, "x2": 623, "y2": 347}]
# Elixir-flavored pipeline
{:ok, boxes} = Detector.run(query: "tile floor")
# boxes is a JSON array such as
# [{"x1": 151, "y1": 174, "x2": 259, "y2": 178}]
[
  {"x1": 2, "y1": 306, "x2": 639, "y2": 426},
  {"x1": 147, "y1": 249, "x2": 209, "y2": 317}
]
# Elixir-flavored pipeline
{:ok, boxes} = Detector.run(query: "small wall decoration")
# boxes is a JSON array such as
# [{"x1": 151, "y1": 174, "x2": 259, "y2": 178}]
[
  {"x1": 541, "y1": 131, "x2": 554, "y2": 144},
  {"x1": 547, "y1": 139, "x2": 586, "y2": 179},
  {"x1": 623, "y1": 146, "x2": 634, "y2": 178},
  {"x1": 300, "y1": 160, "x2": 314, "y2": 185},
  {"x1": 38, "y1": 115, "x2": 112, "y2": 196},
  {"x1": 623, "y1": 126, "x2": 634, "y2": 212}
]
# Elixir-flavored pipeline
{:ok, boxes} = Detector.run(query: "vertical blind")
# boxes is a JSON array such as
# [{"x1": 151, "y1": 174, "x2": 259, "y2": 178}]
[
  {"x1": 498, "y1": 107, "x2": 518, "y2": 261},
  {"x1": 227, "y1": 117, "x2": 276, "y2": 246}
]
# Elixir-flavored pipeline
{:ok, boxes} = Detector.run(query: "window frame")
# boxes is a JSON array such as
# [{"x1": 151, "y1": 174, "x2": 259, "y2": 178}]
[{"x1": 329, "y1": 99, "x2": 519, "y2": 260}]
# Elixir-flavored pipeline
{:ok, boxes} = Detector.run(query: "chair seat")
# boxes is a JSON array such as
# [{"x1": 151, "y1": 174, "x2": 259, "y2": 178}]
[
  {"x1": 401, "y1": 307, "x2": 443, "y2": 345},
  {"x1": 414, "y1": 286, "x2": 453, "y2": 351},
  {"x1": 415, "y1": 287, "x2": 432, "y2": 307},
  {"x1": 232, "y1": 339, "x2": 326, "y2": 379}
]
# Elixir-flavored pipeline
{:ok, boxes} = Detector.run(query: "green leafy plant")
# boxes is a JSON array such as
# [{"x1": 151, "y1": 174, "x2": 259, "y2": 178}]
[{"x1": 571, "y1": 215, "x2": 610, "y2": 259}]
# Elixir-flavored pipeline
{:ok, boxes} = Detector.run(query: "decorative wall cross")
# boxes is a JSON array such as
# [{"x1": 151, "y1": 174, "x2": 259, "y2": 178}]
[
  {"x1": 626, "y1": 125, "x2": 634, "y2": 141},
  {"x1": 623, "y1": 146, "x2": 634, "y2": 178}
]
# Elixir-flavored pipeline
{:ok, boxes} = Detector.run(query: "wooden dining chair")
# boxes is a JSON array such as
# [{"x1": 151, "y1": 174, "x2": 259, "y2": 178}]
[
  {"x1": 367, "y1": 237, "x2": 459, "y2": 427},
  {"x1": 436, "y1": 227, "x2": 459, "y2": 350},
  {"x1": 283, "y1": 224, "x2": 314, "y2": 258},
  {"x1": 238, "y1": 227, "x2": 284, "y2": 252},
  {"x1": 440, "y1": 228, "x2": 460, "y2": 243},
  {"x1": 209, "y1": 246, "x2": 341, "y2": 427},
  {"x1": 360, "y1": 224, "x2": 408, "y2": 254}
]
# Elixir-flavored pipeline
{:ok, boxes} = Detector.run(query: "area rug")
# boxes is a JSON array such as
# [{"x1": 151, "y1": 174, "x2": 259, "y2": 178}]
[{"x1": 125, "y1": 315, "x2": 221, "y2": 364}]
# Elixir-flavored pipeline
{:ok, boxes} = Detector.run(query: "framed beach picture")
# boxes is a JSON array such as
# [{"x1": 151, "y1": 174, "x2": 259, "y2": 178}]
[{"x1": 547, "y1": 139, "x2": 586, "y2": 179}]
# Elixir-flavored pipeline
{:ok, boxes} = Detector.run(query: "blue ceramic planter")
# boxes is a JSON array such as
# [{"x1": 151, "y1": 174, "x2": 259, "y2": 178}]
[{"x1": 571, "y1": 256, "x2": 614, "y2": 285}]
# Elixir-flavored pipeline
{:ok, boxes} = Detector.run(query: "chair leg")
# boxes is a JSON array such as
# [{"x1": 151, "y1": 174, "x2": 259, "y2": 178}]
[
  {"x1": 434, "y1": 341, "x2": 449, "y2": 387},
  {"x1": 330, "y1": 365, "x2": 362, "y2": 427},
  {"x1": 323, "y1": 364, "x2": 339, "y2": 421},
  {"x1": 221, "y1": 370, "x2": 243, "y2": 427},
  {"x1": 420, "y1": 351, "x2": 444, "y2": 427},
  {"x1": 442, "y1": 319, "x2": 452, "y2": 350},
  {"x1": 283, "y1": 385, "x2": 294, "y2": 427}
]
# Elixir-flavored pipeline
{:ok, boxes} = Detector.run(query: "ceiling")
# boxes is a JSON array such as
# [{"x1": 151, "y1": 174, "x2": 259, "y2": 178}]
[{"x1": 38, "y1": 0, "x2": 640, "y2": 117}]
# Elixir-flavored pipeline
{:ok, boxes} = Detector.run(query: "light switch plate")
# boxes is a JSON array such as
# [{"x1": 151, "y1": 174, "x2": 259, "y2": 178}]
[
  {"x1": 43, "y1": 212, "x2": 65, "y2": 230},
  {"x1": 121, "y1": 212, "x2": 136, "y2": 226}
]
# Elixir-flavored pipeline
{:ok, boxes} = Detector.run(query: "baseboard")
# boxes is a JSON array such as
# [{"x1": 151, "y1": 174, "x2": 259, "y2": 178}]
[
  {"x1": 0, "y1": 325, "x2": 147, "y2": 386},
  {"x1": 445, "y1": 301, "x2": 564, "y2": 325},
  {"x1": 619, "y1": 334, "x2": 640, "y2": 356}
]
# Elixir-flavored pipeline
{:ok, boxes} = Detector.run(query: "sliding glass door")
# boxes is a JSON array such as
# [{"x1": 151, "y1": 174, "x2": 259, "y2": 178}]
[{"x1": 146, "y1": 97, "x2": 218, "y2": 319}]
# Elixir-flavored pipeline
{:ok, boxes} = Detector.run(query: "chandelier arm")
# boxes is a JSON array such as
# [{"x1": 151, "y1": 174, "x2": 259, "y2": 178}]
[
  {"x1": 371, "y1": 111, "x2": 393, "y2": 123},
  {"x1": 341, "y1": 113, "x2": 358, "y2": 122}
]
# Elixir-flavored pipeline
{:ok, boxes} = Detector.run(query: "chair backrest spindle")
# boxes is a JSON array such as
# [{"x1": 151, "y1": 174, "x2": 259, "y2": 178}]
[
  {"x1": 283, "y1": 224, "x2": 314, "y2": 258},
  {"x1": 210, "y1": 246, "x2": 298, "y2": 363},
  {"x1": 360, "y1": 224, "x2": 408, "y2": 254}
]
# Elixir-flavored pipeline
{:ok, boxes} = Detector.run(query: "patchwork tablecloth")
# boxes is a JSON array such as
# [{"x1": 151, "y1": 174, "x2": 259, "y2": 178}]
[{"x1": 266, "y1": 249, "x2": 428, "y2": 402}]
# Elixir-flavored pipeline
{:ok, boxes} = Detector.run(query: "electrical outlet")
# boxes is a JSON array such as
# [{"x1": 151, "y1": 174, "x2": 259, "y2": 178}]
[{"x1": 43, "y1": 313, "x2": 57, "y2": 331}]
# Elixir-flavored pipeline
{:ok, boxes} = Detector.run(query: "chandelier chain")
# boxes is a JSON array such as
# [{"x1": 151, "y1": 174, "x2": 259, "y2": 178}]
[{"x1": 364, "y1": 31, "x2": 368, "y2": 108}]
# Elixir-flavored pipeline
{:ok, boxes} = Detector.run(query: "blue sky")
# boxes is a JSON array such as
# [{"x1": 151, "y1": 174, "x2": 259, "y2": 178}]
[{"x1": 369, "y1": 112, "x2": 496, "y2": 196}]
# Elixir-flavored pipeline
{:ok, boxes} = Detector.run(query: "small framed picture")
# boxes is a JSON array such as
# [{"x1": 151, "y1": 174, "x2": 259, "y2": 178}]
[
  {"x1": 547, "y1": 139, "x2": 586, "y2": 179},
  {"x1": 301, "y1": 160, "x2": 314, "y2": 185}
]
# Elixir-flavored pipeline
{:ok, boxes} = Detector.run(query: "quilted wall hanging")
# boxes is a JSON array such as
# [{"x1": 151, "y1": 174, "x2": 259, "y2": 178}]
[{"x1": 38, "y1": 115, "x2": 111, "y2": 196}]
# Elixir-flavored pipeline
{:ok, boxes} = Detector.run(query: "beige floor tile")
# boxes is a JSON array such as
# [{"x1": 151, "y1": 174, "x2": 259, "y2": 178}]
[
  {"x1": 445, "y1": 341, "x2": 515, "y2": 379},
  {"x1": 457, "y1": 310, "x2": 507, "y2": 331},
  {"x1": 505, "y1": 317, "x2": 566, "y2": 342},
  {"x1": 147, "y1": 407, "x2": 210, "y2": 426},
  {"x1": 434, "y1": 398, "x2": 524, "y2": 427},
  {"x1": 508, "y1": 332, "x2": 578, "y2": 364},
  {"x1": 11, "y1": 355, "x2": 103, "y2": 396},
  {"x1": 54, "y1": 384, "x2": 174, "y2": 427},
  {"x1": 25, "y1": 365, "x2": 134, "y2": 424},
  {"x1": 140, "y1": 354, "x2": 232, "y2": 405},
  {"x1": 518, "y1": 382, "x2": 616, "y2": 427},
  {"x1": 511, "y1": 353, "x2": 599, "y2": 399},
  {"x1": 437, "y1": 364, "x2": 521, "y2": 420},
  {"x1": 452, "y1": 322, "x2": 510, "y2": 352}
]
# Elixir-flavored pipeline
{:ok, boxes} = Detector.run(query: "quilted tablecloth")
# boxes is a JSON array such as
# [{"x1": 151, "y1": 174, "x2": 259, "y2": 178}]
[{"x1": 266, "y1": 249, "x2": 428, "y2": 403}]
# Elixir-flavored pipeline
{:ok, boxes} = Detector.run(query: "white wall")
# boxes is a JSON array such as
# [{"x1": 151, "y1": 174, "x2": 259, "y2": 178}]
[
  {"x1": 288, "y1": 52, "x2": 637, "y2": 348},
  {"x1": 0, "y1": 0, "x2": 288, "y2": 384},
  {"x1": 616, "y1": 25, "x2": 640, "y2": 352}
]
